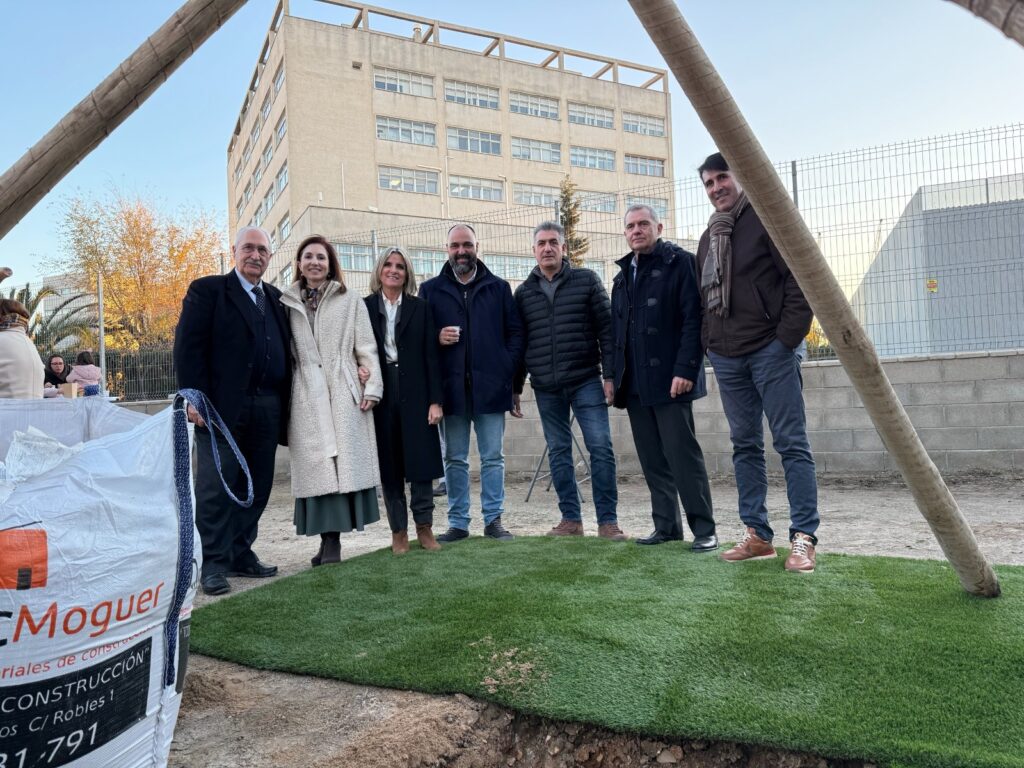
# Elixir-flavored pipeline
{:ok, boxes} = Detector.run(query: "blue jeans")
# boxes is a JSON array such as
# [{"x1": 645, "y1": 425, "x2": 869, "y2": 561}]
[
  {"x1": 534, "y1": 378, "x2": 618, "y2": 525},
  {"x1": 441, "y1": 411, "x2": 506, "y2": 530},
  {"x1": 708, "y1": 339, "x2": 819, "y2": 543}
]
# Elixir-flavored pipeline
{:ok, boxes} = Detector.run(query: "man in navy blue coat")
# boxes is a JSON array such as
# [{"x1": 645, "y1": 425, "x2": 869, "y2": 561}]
[
  {"x1": 419, "y1": 223, "x2": 524, "y2": 542},
  {"x1": 610, "y1": 205, "x2": 718, "y2": 551}
]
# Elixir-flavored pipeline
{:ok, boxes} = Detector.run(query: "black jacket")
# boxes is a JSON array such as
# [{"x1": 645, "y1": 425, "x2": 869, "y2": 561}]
[
  {"x1": 418, "y1": 260, "x2": 524, "y2": 416},
  {"x1": 695, "y1": 206, "x2": 813, "y2": 357},
  {"x1": 173, "y1": 272, "x2": 292, "y2": 444},
  {"x1": 365, "y1": 292, "x2": 444, "y2": 484},
  {"x1": 513, "y1": 263, "x2": 613, "y2": 393},
  {"x1": 610, "y1": 239, "x2": 706, "y2": 408}
]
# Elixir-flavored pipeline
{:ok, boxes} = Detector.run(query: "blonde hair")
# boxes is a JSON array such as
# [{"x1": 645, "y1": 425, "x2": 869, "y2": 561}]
[{"x1": 369, "y1": 247, "x2": 418, "y2": 295}]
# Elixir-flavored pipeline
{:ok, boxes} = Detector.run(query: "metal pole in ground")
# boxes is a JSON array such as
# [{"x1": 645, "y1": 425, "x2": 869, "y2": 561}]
[{"x1": 98, "y1": 271, "x2": 107, "y2": 397}]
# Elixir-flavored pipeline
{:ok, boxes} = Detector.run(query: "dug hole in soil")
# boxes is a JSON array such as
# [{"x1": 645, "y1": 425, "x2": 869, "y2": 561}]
[{"x1": 170, "y1": 474, "x2": 1023, "y2": 767}]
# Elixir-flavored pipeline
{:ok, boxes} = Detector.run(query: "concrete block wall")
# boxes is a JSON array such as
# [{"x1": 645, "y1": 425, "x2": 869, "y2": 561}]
[
  {"x1": 126, "y1": 350, "x2": 1023, "y2": 478},
  {"x1": 506, "y1": 349, "x2": 1024, "y2": 477}
]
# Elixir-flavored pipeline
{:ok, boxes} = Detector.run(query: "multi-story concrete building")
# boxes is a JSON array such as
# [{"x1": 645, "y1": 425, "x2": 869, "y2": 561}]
[{"x1": 226, "y1": 1, "x2": 675, "y2": 288}]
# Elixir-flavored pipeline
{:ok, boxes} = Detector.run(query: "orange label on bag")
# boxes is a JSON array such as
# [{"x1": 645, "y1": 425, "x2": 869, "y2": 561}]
[{"x1": 0, "y1": 529, "x2": 48, "y2": 590}]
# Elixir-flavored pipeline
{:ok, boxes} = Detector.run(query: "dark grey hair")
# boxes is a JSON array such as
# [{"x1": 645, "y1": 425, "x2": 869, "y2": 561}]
[
  {"x1": 532, "y1": 221, "x2": 564, "y2": 242},
  {"x1": 624, "y1": 204, "x2": 660, "y2": 226}
]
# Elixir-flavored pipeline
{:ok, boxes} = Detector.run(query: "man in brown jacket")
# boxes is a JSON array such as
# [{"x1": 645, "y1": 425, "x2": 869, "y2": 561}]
[{"x1": 695, "y1": 152, "x2": 819, "y2": 573}]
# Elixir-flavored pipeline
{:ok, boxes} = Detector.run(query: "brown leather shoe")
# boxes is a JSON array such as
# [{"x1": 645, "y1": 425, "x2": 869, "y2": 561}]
[
  {"x1": 321, "y1": 532, "x2": 341, "y2": 565},
  {"x1": 598, "y1": 523, "x2": 628, "y2": 541},
  {"x1": 720, "y1": 527, "x2": 777, "y2": 562},
  {"x1": 547, "y1": 519, "x2": 584, "y2": 536},
  {"x1": 785, "y1": 533, "x2": 816, "y2": 573},
  {"x1": 392, "y1": 529, "x2": 410, "y2": 555},
  {"x1": 416, "y1": 523, "x2": 441, "y2": 551}
]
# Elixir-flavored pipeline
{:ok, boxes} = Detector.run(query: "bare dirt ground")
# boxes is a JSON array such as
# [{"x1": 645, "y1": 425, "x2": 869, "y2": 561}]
[{"x1": 170, "y1": 473, "x2": 1023, "y2": 768}]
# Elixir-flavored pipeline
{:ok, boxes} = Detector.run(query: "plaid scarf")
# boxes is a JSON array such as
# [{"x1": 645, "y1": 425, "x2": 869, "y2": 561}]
[
  {"x1": 701, "y1": 190, "x2": 749, "y2": 318},
  {"x1": 0, "y1": 313, "x2": 28, "y2": 331}
]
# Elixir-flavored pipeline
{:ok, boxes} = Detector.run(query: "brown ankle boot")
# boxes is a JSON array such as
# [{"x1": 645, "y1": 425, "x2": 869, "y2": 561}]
[
  {"x1": 321, "y1": 532, "x2": 341, "y2": 565},
  {"x1": 392, "y1": 529, "x2": 410, "y2": 555},
  {"x1": 416, "y1": 523, "x2": 441, "y2": 551},
  {"x1": 311, "y1": 535, "x2": 327, "y2": 567}
]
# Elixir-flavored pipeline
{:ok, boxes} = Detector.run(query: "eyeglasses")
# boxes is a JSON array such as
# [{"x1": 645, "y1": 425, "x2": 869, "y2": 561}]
[{"x1": 241, "y1": 243, "x2": 270, "y2": 256}]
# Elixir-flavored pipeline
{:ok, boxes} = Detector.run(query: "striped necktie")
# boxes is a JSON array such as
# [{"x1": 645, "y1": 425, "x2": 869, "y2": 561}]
[{"x1": 252, "y1": 284, "x2": 266, "y2": 316}]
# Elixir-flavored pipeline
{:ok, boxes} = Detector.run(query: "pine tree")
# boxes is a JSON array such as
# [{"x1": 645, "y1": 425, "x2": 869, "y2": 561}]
[{"x1": 559, "y1": 177, "x2": 590, "y2": 267}]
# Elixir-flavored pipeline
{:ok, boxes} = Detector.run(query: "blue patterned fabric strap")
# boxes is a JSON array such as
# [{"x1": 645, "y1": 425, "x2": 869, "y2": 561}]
[
  {"x1": 180, "y1": 388, "x2": 254, "y2": 507},
  {"x1": 164, "y1": 389, "x2": 254, "y2": 687}
]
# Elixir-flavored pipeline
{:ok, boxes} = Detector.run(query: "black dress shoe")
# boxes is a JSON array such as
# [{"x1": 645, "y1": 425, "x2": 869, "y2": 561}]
[
  {"x1": 201, "y1": 573, "x2": 230, "y2": 596},
  {"x1": 691, "y1": 535, "x2": 719, "y2": 553},
  {"x1": 636, "y1": 531, "x2": 682, "y2": 546},
  {"x1": 229, "y1": 560, "x2": 278, "y2": 578}
]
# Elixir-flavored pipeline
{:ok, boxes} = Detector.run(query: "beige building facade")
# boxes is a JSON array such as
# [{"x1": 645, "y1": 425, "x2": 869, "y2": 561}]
[{"x1": 227, "y1": 1, "x2": 675, "y2": 285}]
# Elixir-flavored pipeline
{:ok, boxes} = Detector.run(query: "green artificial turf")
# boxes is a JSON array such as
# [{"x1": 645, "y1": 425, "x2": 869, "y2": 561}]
[{"x1": 191, "y1": 538, "x2": 1024, "y2": 767}]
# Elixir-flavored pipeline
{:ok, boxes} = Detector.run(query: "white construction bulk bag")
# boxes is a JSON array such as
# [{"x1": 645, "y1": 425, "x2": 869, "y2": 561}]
[{"x1": 0, "y1": 392, "x2": 247, "y2": 768}]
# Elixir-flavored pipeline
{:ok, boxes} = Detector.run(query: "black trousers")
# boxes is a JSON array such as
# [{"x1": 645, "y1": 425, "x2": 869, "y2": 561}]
[
  {"x1": 194, "y1": 393, "x2": 280, "y2": 577},
  {"x1": 626, "y1": 395, "x2": 716, "y2": 539},
  {"x1": 381, "y1": 363, "x2": 434, "y2": 532}
]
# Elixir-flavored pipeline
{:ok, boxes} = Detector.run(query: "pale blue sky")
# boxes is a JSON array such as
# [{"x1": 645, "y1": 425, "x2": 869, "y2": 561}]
[{"x1": 1, "y1": 0, "x2": 1022, "y2": 283}]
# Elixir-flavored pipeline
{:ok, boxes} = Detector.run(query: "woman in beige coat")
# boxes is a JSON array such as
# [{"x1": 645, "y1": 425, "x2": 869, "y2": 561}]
[
  {"x1": 280, "y1": 235, "x2": 383, "y2": 566},
  {"x1": 0, "y1": 299, "x2": 44, "y2": 399}
]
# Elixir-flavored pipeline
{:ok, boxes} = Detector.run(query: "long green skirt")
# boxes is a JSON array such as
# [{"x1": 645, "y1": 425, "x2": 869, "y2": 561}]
[{"x1": 294, "y1": 488, "x2": 381, "y2": 536}]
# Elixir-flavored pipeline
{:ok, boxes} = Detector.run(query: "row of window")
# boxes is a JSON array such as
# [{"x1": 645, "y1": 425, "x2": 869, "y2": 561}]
[
  {"x1": 376, "y1": 165, "x2": 668, "y2": 216},
  {"x1": 237, "y1": 111, "x2": 288, "y2": 186},
  {"x1": 321, "y1": 243, "x2": 538, "y2": 281},
  {"x1": 268, "y1": 213, "x2": 291, "y2": 249},
  {"x1": 238, "y1": 162, "x2": 289, "y2": 221},
  {"x1": 236, "y1": 61, "x2": 287, "y2": 183},
  {"x1": 253, "y1": 207, "x2": 291, "y2": 248},
  {"x1": 373, "y1": 67, "x2": 667, "y2": 136},
  {"x1": 375, "y1": 116, "x2": 664, "y2": 175}
]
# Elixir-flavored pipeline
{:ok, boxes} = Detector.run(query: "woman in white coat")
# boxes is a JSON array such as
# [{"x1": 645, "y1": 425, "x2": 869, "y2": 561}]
[
  {"x1": 281, "y1": 235, "x2": 383, "y2": 566},
  {"x1": 0, "y1": 299, "x2": 43, "y2": 399}
]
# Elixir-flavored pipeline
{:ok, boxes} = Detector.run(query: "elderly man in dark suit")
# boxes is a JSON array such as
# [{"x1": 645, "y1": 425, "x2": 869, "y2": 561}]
[
  {"x1": 174, "y1": 226, "x2": 292, "y2": 596},
  {"x1": 610, "y1": 204, "x2": 718, "y2": 552}
]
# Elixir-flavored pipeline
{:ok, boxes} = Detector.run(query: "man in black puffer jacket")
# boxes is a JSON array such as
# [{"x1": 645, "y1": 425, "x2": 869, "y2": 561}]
[{"x1": 513, "y1": 221, "x2": 627, "y2": 541}]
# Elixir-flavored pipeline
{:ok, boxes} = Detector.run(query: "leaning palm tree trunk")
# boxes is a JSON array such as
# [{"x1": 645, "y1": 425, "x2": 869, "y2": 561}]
[
  {"x1": 946, "y1": 0, "x2": 1024, "y2": 47},
  {"x1": 0, "y1": 0, "x2": 248, "y2": 240},
  {"x1": 628, "y1": 0, "x2": 1000, "y2": 597}
]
